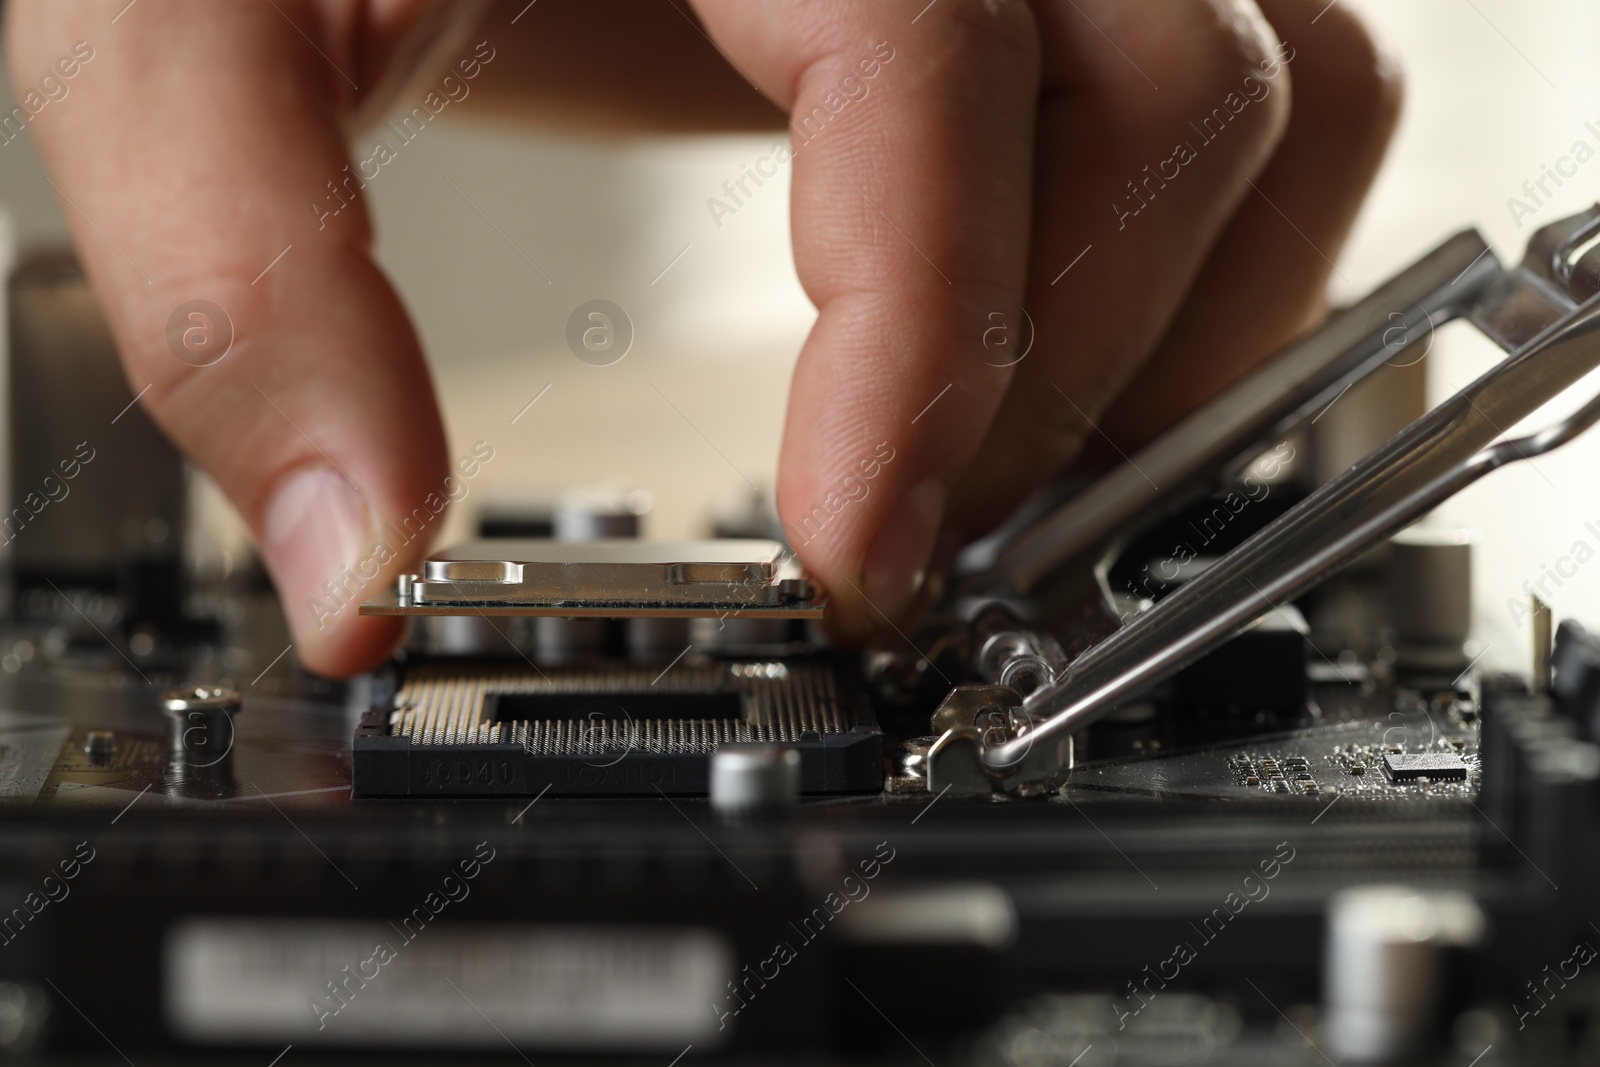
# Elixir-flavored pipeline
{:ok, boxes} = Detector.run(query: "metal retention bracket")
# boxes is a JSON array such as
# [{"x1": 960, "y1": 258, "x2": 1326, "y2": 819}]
[{"x1": 933, "y1": 207, "x2": 1600, "y2": 796}]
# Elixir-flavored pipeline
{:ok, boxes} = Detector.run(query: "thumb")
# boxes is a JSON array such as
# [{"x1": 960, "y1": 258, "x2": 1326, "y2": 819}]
[{"x1": 8, "y1": 0, "x2": 454, "y2": 674}]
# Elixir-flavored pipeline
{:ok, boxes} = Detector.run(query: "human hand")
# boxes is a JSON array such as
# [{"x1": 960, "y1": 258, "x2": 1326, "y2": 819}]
[
  {"x1": 682, "y1": 0, "x2": 1399, "y2": 642},
  {"x1": 7, "y1": 0, "x2": 1398, "y2": 673}
]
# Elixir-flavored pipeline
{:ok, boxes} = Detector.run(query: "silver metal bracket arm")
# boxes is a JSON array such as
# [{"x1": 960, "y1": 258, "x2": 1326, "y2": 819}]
[{"x1": 931, "y1": 207, "x2": 1600, "y2": 796}]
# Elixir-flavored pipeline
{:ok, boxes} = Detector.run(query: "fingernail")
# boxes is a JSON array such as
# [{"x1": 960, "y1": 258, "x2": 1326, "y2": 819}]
[
  {"x1": 260, "y1": 465, "x2": 372, "y2": 639},
  {"x1": 862, "y1": 477, "x2": 946, "y2": 626}
]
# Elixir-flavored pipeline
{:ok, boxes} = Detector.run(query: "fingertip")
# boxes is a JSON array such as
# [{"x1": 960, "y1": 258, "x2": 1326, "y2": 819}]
[
  {"x1": 258, "y1": 463, "x2": 411, "y2": 677},
  {"x1": 813, "y1": 477, "x2": 946, "y2": 645},
  {"x1": 862, "y1": 477, "x2": 944, "y2": 617},
  {"x1": 294, "y1": 615, "x2": 407, "y2": 679}
]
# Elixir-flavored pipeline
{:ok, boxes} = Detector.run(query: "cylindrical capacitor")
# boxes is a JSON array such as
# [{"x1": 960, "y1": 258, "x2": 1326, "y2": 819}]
[
  {"x1": 1551, "y1": 620, "x2": 1600, "y2": 739},
  {"x1": 689, "y1": 615, "x2": 793, "y2": 656},
  {"x1": 535, "y1": 485, "x2": 651, "y2": 661},
  {"x1": 1386, "y1": 528, "x2": 1473, "y2": 672},
  {"x1": 1324, "y1": 885, "x2": 1486, "y2": 1064},
  {"x1": 554, "y1": 486, "x2": 649, "y2": 541},
  {"x1": 84, "y1": 729, "x2": 116, "y2": 765},
  {"x1": 533, "y1": 615, "x2": 605, "y2": 663},
  {"x1": 160, "y1": 685, "x2": 242, "y2": 766},
  {"x1": 411, "y1": 615, "x2": 526, "y2": 657},
  {"x1": 710, "y1": 743, "x2": 800, "y2": 813},
  {"x1": 628, "y1": 616, "x2": 692, "y2": 663}
]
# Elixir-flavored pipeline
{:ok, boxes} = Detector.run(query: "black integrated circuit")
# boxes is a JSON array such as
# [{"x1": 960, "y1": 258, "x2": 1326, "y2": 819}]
[{"x1": 1381, "y1": 752, "x2": 1468, "y2": 782}]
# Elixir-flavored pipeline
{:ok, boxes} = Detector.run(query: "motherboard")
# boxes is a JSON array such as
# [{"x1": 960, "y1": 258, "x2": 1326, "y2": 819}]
[{"x1": 8, "y1": 213, "x2": 1600, "y2": 1067}]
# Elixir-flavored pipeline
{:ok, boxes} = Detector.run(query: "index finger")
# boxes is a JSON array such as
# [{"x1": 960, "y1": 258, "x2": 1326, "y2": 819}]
[{"x1": 689, "y1": 0, "x2": 1042, "y2": 641}]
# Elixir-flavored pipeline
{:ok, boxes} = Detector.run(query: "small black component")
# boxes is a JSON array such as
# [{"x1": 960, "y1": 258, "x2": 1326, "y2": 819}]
[
  {"x1": 1552, "y1": 620, "x2": 1600, "y2": 740},
  {"x1": 1350, "y1": 764, "x2": 1366, "y2": 775},
  {"x1": 1382, "y1": 752, "x2": 1468, "y2": 782},
  {"x1": 478, "y1": 503, "x2": 555, "y2": 539},
  {"x1": 1172, "y1": 605, "x2": 1310, "y2": 718}
]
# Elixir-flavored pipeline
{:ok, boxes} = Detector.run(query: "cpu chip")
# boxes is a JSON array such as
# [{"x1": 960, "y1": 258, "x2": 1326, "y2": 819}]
[{"x1": 360, "y1": 538, "x2": 822, "y2": 618}]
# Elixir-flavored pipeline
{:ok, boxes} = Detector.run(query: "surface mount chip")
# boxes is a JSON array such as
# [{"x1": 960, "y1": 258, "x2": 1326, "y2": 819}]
[{"x1": 1381, "y1": 752, "x2": 1468, "y2": 781}]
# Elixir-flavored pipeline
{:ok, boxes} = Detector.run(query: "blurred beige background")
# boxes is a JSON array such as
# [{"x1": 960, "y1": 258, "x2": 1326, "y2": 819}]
[{"x1": 2, "y1": 0, "x2": 1599, "y2": 672}]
